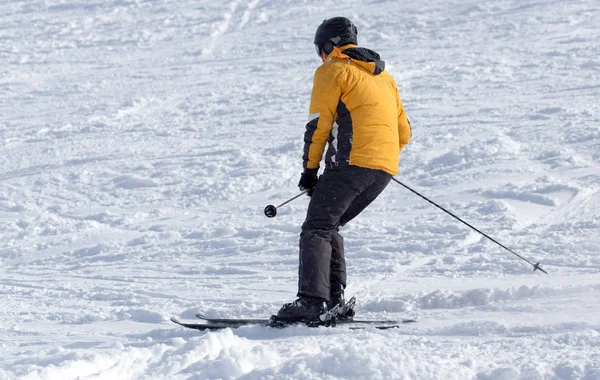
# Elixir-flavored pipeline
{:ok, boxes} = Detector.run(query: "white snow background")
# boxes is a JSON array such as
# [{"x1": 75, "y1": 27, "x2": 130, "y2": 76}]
[{"x1": 1, "y1": 0, "x2": 599, "y2": 379}]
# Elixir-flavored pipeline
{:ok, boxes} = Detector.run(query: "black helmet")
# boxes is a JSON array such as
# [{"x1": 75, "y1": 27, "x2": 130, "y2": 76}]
[{"x1": 314, "y1": 17, "x2": 358, "y2": 55}]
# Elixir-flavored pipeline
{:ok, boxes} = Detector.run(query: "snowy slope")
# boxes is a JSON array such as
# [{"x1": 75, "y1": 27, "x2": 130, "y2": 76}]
[{"x1": 1, "y1": 0, "x2": 599, "y2": 379}]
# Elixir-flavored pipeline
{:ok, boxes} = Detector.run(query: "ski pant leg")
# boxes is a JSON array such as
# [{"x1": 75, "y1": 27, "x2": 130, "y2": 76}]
[
  {"x1": 298, "y1": 168, "x2": 359, "y2": 301},
  {"x1": 297, "y1": 166, "x2": 389, "y2": 301},
  {"x1": 330, "y1": 229, "x2": 345, "y2": 287},
  {"x1": 339, "y1": 170, "x2": 392, "y2": 227},
  {"x1": 332, "y1": 169, "x2": 390, "y2": 288}
]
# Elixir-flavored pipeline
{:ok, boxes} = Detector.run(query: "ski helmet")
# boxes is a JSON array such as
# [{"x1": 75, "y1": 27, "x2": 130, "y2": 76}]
[{"x1": 314, "y1": 17, "x2": 358, "y2": 56}]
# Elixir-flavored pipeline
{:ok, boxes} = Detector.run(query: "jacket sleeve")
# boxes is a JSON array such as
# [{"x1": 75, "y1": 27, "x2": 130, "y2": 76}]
[
  {"x1": 396, "y1": 89, "x2": 412, "y2": 154},
  {"x1": 302, "y1": 65, "x2": 342, "y2": 170}
]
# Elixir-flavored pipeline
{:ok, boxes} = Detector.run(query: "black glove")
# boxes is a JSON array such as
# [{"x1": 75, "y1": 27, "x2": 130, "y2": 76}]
[{"x1": 298, "y1": 168, "x2": 319, "y2": 196}]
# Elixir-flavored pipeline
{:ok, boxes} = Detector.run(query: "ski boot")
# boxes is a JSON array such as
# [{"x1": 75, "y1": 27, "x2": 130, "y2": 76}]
[
  {"x1": 327, "y1": 282, "x2": 355, "y2": 320},
  {"x1": 276, "y1": 296, "x2": 326, "y2": 321}
]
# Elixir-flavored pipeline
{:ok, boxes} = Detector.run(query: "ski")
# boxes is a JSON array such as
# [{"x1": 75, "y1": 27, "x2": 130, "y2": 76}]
[
  {"x1": 171, "y1": 316, "x2": 415, "y2": 331},
  {"x1": 172, "y1": 296, "x2": 416, "y2": 331},
  {"x1": 194, "y1": 297, "x2": 362, "y2": 325},
  {"x1": 194, "y1": 315, "x2": 415, "y2": 327},
  {"x1": 195, "y1": 315, "x2": 270, "y2": 325}
]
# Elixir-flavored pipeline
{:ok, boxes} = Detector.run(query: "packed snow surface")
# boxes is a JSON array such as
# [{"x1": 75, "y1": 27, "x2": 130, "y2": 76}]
[{"x1": 1, "y1": 0, "x2": 599, "y2": 379}]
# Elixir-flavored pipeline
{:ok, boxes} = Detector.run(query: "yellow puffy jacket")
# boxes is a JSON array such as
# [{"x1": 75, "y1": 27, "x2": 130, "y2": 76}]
[{"x1": 303, "y1": 44, "x2": 411, "y2": 176}]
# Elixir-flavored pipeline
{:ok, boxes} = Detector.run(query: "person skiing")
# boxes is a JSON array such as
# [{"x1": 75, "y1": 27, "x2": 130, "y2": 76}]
[{"x1": 277, "y1": 17, "x2": 412, "y2": 320}]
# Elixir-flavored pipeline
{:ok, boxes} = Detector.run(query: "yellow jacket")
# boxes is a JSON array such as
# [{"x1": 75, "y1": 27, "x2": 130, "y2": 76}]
[{"x1": 303, "y1": 45, "x2": 411, "y2": 176}]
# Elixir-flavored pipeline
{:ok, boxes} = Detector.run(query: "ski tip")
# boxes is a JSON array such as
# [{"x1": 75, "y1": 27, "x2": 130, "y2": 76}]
[
  {"x1": 170, "y1": 317, "x2": 180, "y2": 324},
  {"x1": 195, "y1": 313, "x2": 206, "y2": 320}
]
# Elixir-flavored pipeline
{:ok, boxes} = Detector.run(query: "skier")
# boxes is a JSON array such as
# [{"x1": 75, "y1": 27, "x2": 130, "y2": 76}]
[{"x1": 277, "y1": 17, "x2": 412, "y2": 320}]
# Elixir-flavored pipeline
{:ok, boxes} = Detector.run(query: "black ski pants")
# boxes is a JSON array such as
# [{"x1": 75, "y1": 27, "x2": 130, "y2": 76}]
[{"x1": 297, "y1": 165, "x2": 392, "y2": 301}]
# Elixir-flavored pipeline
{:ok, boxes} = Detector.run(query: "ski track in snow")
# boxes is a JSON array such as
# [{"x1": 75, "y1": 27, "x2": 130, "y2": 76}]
[{"x1": 1, "y1": 0, "x2": 599, "y2": 379}]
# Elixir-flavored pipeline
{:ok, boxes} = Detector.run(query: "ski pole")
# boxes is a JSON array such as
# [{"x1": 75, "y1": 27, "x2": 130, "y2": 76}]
[
  {"x1": 392, "y1": 178, "x2": 548, "y2": 274},
  {"x1": 264, "y1": 190, "x2": 308, "y2": 218}
]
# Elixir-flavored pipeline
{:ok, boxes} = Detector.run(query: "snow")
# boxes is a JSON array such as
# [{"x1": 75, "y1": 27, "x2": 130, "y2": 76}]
[{"x1": 1, "y1": 0, "x2": 599, "y2": 379}]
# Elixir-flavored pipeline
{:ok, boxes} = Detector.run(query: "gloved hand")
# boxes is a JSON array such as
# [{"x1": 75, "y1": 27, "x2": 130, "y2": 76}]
[{"x1": 298, "y1": 168, "x2": 319, "y2": 196}]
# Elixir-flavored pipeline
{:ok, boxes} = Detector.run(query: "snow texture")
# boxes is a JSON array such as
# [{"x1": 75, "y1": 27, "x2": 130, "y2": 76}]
[{"x1": 1, "y1": 0, "x2": 599, "y2": 379}]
